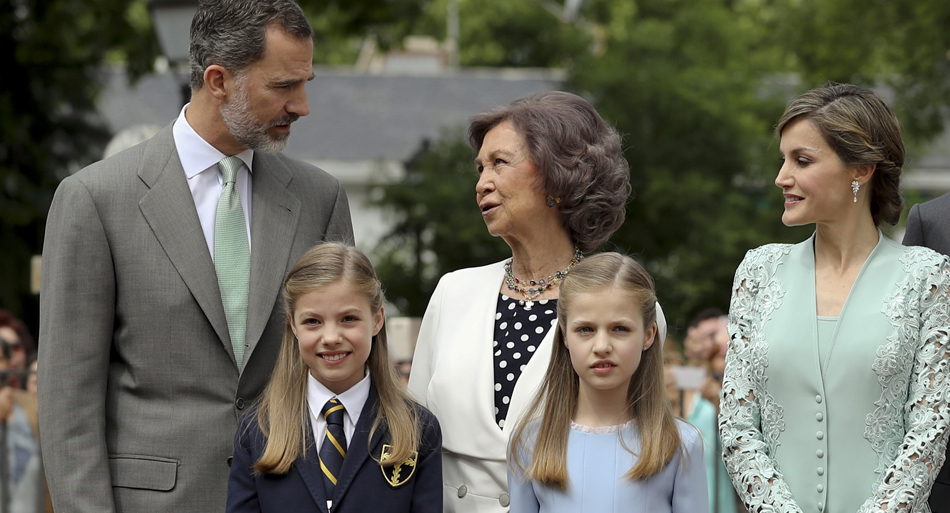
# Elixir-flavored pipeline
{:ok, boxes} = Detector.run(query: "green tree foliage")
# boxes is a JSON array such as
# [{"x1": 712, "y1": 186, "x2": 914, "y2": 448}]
[
  {"x1": 371, "y1": 134, "x2": 508, "y2": 316},
  {"x1": 0, "y1": 0, "x2": 158, "y2": 324},
  {"x1": 768, "y1": 0, "x2": 950, "y2": 140},
  {"x1": 570, "y1": 0, "x2": 811, "y2": 328},
  {"x1": 416, "y1": 0, "x2": 588, "y2": 67}
]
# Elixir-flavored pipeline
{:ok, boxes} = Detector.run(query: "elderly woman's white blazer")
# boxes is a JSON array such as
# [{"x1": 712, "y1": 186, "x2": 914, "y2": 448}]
[{"x1": 409, "y1": 261, "x2": 552, "y2": 513}]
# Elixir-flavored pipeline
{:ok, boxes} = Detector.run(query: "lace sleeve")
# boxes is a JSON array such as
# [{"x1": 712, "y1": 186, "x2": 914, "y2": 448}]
[
  {"x1": 718, "y1": 247, "x2": 803, "y2": 513},
  {"x1": 860, "y1": 256, "x2": 950, "y2": 512}
]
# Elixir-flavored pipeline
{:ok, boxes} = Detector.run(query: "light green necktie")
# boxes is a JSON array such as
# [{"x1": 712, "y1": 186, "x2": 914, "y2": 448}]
[{"x1": 214, "y1": 156, "x2": 250, "y2": 367}]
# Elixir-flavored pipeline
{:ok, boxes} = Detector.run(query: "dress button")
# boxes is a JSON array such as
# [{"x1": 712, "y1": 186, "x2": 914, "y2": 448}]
[
  {"x1": 458, "y1": 485, "x2": 468, "y2": 498},
  {"x1": 816, "y1": 431, "x2": 824, "y2": 440},
  {"x1": 816, "y1": 412, "x2": 823, "y2": 421},
  {"x1": 818, "y1": 501, "x2": 824, "y2": 511},
  {"x1": 816, "y1": 395, "x2": 822, "y2": 403},
  {"x1": 499, "y1": 493, "x2": 510, "y2": 507},
  {"x1": 817, "y1": 484, "x2": 823, "y2": 493},
  {"x1": 817, "y1": 467, "x2": 824, "y2": 476},
  {"x1": 816, "y1": 450, "x2": 824, "y2": 458},
  {"x1": 235, "y1": 397, "x2": 245, "y2": 410}
]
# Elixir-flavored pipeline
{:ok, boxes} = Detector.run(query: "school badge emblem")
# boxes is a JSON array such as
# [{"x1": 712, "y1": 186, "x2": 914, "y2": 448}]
[{"x1": 380, "y1": 444, "x2": 418, "y2": 488}]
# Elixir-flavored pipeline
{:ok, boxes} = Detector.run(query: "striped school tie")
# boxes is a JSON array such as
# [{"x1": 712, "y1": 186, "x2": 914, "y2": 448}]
[{"x1": 320, "y1": 398, "x2": 347, "y2": 499}]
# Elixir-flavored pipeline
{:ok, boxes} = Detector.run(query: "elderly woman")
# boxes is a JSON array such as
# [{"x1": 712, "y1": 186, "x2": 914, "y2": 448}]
[
  {"x1": 408, "y1": 91, "x2": 666, "y2": 513},
  {"x1": 719, "y1": 84, "x2": 950, "y2": 513}
]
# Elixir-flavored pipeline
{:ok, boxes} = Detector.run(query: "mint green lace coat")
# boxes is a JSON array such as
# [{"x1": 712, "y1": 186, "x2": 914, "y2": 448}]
[{"x1": 719, "y1": 233, "x2": 950, "y2": 513}]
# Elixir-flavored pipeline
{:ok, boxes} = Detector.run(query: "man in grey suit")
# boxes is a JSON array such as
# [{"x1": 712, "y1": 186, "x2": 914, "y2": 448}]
[
  {"x1": 903, "y1": 192, "x2": 950, "y2": 512},
  {"x1": 37, "y1": 1, "x2": 353, "y2": 511}
]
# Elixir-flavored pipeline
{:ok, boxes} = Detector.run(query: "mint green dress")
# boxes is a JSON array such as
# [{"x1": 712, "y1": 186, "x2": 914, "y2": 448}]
[{"x1": 719, "y1": 233, "x2": 950, "y2": 513}]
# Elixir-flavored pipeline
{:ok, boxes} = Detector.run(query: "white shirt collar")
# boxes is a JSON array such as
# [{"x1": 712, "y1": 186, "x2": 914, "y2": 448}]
[
  {"x1": 307, "y1": 369, "x2": 372, "y2": 426},
  {"x1": 172, "y1": 103, "x2": 254, "y2": 178}
]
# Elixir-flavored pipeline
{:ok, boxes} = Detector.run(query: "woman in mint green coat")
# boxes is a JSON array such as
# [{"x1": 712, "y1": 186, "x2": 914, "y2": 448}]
[{"x1": 719, "y1": 84, "x2": 950, "y2": 513}]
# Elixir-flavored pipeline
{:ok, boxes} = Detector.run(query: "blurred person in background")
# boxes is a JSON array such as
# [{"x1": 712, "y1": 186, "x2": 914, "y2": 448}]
[
  {"x1": 408, "y1": 91, "x2": 666, "y2": 512},
  {"x1": 683, "y1": 308, "x2": 723, "y2": 367},
  {"x1": 0, "y1": 310, "x2": 33, "y2": 390},
  {"x1": 720, "y1": 84, "x2": 950, "y2": 512},
  {"x1": 0, "y1": 333, "x2": 48, "y2": 513},
  {"x1": 666, "y1": 331, "x2": 737, "y2": 513}
]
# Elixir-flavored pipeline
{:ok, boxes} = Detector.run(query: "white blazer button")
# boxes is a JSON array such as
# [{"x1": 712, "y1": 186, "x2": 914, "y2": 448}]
[
  {"x1": 458, "y1": 485, "x2": 468, "y2": 498},
  {"x1": 499, "y1": 493, "x2": 510, "y2": 507}
]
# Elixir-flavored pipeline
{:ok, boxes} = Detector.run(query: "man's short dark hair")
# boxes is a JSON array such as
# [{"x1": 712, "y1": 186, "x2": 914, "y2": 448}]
[{"x1": 189, "y1": 0, "x2": 312, "y2": 90}]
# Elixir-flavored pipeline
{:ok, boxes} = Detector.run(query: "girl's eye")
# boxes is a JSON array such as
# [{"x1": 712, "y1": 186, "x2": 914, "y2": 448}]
[
  {"x1": 302, "y1": 318, "x2": 320, "y2": 326},
  {"x1": 576, "y1": 326, "x2": 594, "y2": 334},
  {"x1": 613, "y1": 325, "x2": 631, "y2": 333},
  {"x1": 343, "y1": 315, "x2": 359, "y2": 322}
]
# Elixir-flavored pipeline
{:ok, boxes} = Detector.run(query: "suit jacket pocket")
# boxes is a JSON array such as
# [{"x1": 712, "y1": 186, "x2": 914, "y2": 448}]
[{"x1": 109, "y1": 454, "x2": 179, "y2": 491}]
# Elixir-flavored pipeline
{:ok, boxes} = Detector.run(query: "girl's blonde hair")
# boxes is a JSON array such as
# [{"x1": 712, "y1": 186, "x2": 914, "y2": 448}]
[
  {"x1": 253, "y1": 242, "x2": 421, "y2": 474},
  {"x1": 510, "y1": 252, "x2": 682, "y2": 489}
]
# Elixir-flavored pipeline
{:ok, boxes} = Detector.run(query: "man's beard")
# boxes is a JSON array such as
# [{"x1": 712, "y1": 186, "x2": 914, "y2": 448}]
[{"x1": 220, "y1": 77, "x2": 299, "y2": 153}]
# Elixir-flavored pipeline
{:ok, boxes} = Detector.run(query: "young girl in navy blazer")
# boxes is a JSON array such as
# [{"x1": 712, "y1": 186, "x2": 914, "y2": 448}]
[{"x1": 227, "y1": 243, "x2": 442, "y2": 513}]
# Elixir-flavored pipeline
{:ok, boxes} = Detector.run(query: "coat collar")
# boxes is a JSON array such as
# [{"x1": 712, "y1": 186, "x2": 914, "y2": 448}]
[{"x1": 137, "y1": 124, "x2": 302, "y2": 371}]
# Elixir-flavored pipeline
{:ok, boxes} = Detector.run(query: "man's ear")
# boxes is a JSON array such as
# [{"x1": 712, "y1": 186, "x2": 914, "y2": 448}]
[{"x1": 203, "y1": 64, "x2": 232, "y2": 101}]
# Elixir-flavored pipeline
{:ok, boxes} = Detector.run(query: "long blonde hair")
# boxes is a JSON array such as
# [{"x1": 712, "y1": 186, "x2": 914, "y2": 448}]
[
  {"x1": 509, "y1": 252, "x2": 682, "y2": 489},
  {"x1": 253, "y1": 242, "x2": 421, "y2": 474}
]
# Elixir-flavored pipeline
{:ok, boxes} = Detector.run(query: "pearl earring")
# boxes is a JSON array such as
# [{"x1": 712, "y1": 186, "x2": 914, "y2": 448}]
[{"x1": 851, "y1": 180, "x2": 860, "y2": 203}]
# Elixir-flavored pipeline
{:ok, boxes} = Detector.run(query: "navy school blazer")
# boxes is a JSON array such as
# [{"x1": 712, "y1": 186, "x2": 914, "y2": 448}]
[{"x1": 226, "y1": 386, "x2": 443, "y2": 513}]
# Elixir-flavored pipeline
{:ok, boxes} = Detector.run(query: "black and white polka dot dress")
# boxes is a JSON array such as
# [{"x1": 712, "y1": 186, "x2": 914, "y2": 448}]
[{"x1": 492, "y1": 294, "x2": 557, "y2": 429}]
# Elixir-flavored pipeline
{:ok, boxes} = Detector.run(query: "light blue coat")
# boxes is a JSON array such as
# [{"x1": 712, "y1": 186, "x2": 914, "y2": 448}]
[{"x1": 508, "y1": 419, "x2": 708, "y2": 512}]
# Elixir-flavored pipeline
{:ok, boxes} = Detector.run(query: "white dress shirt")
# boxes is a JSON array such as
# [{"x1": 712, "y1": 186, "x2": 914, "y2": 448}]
[
  {"x1": 172, "y1": 104, "x2": 253, "y2": 260},
  {"x1": 307, "y1": 370, "x2": 371, "y2": 453}
]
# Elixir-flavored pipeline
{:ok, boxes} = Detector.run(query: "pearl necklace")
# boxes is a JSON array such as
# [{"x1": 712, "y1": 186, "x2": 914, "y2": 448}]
[{"x1": 503, "y1": 247, "x2": 583, "y2": 310}]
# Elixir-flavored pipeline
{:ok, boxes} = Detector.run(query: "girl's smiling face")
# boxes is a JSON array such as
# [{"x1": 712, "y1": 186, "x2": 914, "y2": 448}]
[
  {"x1": 291, "y1": 280, "x2": 384, "y2": 395},
  {"x1": 564, "y1": 285, "x2": 657, "y2": 398}
]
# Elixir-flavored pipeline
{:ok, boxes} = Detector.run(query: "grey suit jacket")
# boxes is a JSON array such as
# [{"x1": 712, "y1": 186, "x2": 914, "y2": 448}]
[
  {"x1": 903, "y1": 192, "x2": 950, "y2": 513},
  {"x1": 37, "y1": 123, "x2": 354, "y2": 513}
]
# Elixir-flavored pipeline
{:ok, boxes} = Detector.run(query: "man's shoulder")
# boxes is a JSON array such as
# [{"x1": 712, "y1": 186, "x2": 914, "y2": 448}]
[
  {"x1": 258, "y1": 152, "x2": 343, "y2": 188},
  {"x1": 914, "y1": 192, "x2": 950, "y2": 221},
  {"x1": 70, "y1": 126, "x2": 171, "y2": 186}
]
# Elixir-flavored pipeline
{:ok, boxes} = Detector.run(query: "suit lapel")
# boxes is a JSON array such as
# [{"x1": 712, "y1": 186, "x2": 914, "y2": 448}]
[
  {"x1": 137, "y1": 125, "x2": 232, "y2": 354},
  {"x1": 296, "y1": 425, "x2": 330, "y2": 510},
  {"x1": 333, "y1": 386, "x2": 384, "y2": 506},
  {"x1": 244, "y1": 153, "x2": 301, "y2": 366}
]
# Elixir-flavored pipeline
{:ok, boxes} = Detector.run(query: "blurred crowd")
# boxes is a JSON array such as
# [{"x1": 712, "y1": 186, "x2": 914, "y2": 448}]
[
  {"x1": 664, "y1": 309, "x2": 740, "y2": 513},
  {"x1": 0, "y1": 309, "x2": 50, "y2": 513}
]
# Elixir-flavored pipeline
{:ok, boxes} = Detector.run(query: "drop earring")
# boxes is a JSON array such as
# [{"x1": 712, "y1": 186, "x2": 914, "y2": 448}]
[
  {"x1": 546, "y1": 196, "x2": 562, "y2": 208},
  {"x1": 851, "y1": 180, "x2": 860, "y2": 203}
]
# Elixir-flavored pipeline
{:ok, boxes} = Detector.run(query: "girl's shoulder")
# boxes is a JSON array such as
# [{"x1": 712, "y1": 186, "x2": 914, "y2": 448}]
[{"x1": 673, "y1": 418, "x2": 703, "y2": 451}]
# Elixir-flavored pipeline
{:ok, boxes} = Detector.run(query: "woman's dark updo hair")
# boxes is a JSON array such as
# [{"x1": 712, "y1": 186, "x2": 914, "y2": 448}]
[
  {"x1": 468, "y1": 91, "x2": 631, "y2": 253},
  {"x1": 776, "y1": 83, "x2": 904, "y2": 226}
]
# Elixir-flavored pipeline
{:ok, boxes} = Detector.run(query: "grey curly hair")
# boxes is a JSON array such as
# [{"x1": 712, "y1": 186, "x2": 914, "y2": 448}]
[{"x1": 468, "y1": 91, "x2": 632, "y2": 253}]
